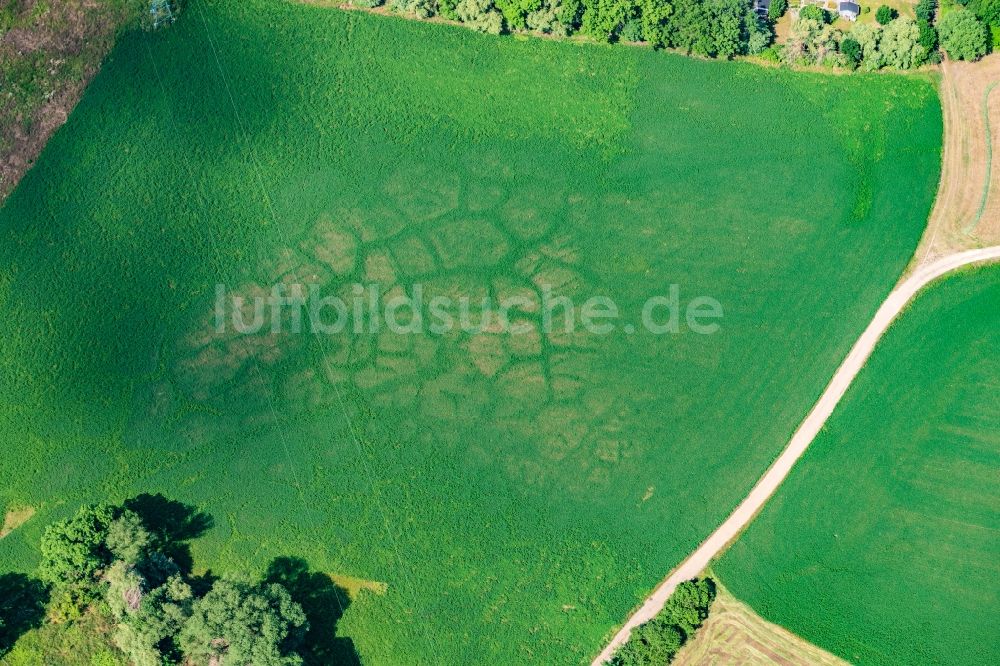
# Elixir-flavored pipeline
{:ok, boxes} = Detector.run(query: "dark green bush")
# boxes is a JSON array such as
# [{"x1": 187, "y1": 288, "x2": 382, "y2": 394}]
[
  {"x1": 876, "y1": 4, "x2": 897, "y2": 24},
  {"x1": 620, "y1": 16, "x2": 645, "y2": 41},
  {"x1": 841, "y1": 37, "x2": 862, "y2": 67},
  {"x1": 915, "y1": 0, "x2": 937, "y2": 23},
  {"x1": 768, "y1": 0, "x2": 788, "y2": 21}
]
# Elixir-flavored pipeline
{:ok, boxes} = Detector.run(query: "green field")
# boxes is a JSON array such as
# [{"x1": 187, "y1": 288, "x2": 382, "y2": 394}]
[
  {"x1": 0, "y1": 1, "x2": 942, "y2": 663},
  {"x1": 717, "y1": 266, "x2": 1000, "y2": 665}
]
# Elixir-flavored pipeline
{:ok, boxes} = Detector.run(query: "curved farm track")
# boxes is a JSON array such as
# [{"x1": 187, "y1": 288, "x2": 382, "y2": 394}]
[{"x1": 596, "y1": 55, "x2": 1000, "y2": 665}]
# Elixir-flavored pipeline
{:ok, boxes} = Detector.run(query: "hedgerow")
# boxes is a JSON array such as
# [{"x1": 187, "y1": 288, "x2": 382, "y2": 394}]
[{"x1": 353, "y1": 0, "x2": 962, "y2": 68}]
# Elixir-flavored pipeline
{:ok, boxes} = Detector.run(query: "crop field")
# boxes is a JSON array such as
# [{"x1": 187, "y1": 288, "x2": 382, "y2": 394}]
[
  {"x1": 0, "y1": 1, "x2": 941, "y2": 663},
  {"x1": 716, "y1": 267, "x2": 1000, "y2": 666}
]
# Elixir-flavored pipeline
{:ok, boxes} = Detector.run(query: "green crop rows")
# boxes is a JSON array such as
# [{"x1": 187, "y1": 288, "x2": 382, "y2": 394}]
[
  {"x1": 0, "y1": 0, "x2": 941, "y2": 662},
  {"x1": 717, "y1": 267, "x2": 1000, "y2": 666}
]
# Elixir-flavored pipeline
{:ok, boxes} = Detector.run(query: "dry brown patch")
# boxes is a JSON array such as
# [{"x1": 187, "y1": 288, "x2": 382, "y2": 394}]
[
  {"x1": 329, "y1": 573, "x2": 388, "y2": 599},
  {"x1": 673, "y1": 582, "x2": 848, "y2": 666},
  {"x1": 389, "y1": 236, "x2": 437, "y2": 275},
  {"x1": 1, "y1": 505, "x2": 35, "y2": 538},
  {"x1": 912, "y1": 55, "x2": 1000, "y2": 268},
  {"x1": 363, "y1": 251, "x2": 397, "y2": 285},
  {"x1": 3, "y1": 27, "x2": 50, "y2": 52}
]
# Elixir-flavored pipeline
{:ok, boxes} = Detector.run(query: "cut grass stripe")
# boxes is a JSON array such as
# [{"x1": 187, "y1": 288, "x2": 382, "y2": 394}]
[{"x1": 966, "y1": 81, "x2": 999, "y2": 235}]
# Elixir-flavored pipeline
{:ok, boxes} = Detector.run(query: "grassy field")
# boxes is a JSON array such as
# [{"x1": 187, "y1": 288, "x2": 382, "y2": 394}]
[
  {"x1": 0, "y1": 1, "x2": 941, "y2": 663},
  {"x1": 717, "y1": 266, "x2": 1000, "y2": 666}
]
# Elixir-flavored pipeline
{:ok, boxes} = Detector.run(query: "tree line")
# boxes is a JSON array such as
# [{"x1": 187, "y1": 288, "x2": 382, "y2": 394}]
[
  {"x1": 359, "y1": 0, "x2": 775, "y2": 57},
  {"x1": 353, "y1": 0, "x2": 993, "y2": 68}
]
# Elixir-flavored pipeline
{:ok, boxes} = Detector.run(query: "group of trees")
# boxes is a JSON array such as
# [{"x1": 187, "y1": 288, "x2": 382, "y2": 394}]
[
  {"x1": 963, "y1": 0, "x2": 1000, "y2": 34},
  {"x1": 0, "y1": 497, "x2": 354, "y2": 666},
  {"x1": 785, "y1": 3, "x2": 928, "y2": 69},
  {"x1": 940, "y1": 2, "x2": 992, "y2": 60},
  {"x1": 786, "y1": 0, "x2": 988, "y2": 70},
  {"x1": 359, "y1": 0, "x2": 778, "y2": 57},
  {"x1": 37, "y1": 501, "x2": 309, "y2": 666},
  {"x1": 609, "y1": 578, "x2": 716, "y2": 665}
]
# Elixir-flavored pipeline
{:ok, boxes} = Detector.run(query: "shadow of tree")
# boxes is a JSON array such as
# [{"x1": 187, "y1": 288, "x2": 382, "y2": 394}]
[
  {"x1": 265, "y1": 557, "x2": 361, "y2": 666},
  {"x1": 124, "y1": 493, "x2": 213, "y2": 574},
  {"x1": 186, "y1": 569, "x2": 220, "y2": 599},
  {"x1": 0, "y1": 573, "x2": 48, "y2": 655}
]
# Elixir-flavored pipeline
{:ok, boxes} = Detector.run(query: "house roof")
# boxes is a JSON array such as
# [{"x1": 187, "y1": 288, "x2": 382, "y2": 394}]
[{"x1": 839, "y1": 1, "x2": 861, "y2": 11}]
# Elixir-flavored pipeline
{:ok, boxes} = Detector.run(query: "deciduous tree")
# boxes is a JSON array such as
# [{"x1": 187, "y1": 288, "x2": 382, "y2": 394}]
[
  {"x1": 178, "y1": 578, "x2": 307, "y2": 666},
  {"x1": 875, "y1": 4, "x2": 897, "y2": 24},
  {"x1": 939, "y1": 9, "x2": 989, "y2": 60},
  {"x1": 880, "y1": 17, "x2": 924, "y2": 69},
  {"x1": 841, "y1": 37, "x2": 862, "y2": 67},
  {"x1": 850, "y1": 22, "x2": 883, "y2": 70},
  {"x1": 456, "y1": 0, "x2": 506, "y2": 33},
  {"x1": 799, "y1": 4, "x2": 829, "y2": 22},
  {"x1": 114, "y1": 574, "x2": 194, "y2": 666},
  {"x1": 915, "y1": 0, "x2": 937, "y2": 23},
  {"x1": 784, "y1": 16, "x2": 839, "y2": 64},
  {"x1": 746, "y1": 8, "x2": 774, "y2": 54},
  {"x1": 580, "y1": 0, "x2": 633, "y2": 41},
  {"x1": 37, "y1": 504, "x2": 119, "y2": 589},
  {"x1": 968, "y1": 0, "x2": 1000, "y2": 27}
]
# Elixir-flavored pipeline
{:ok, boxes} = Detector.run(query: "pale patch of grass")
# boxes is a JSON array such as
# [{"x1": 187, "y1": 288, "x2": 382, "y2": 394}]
[
  {"x1": 328, "y1": 573, "x2": 388, "y2": 600},
  {"x1": 0, "y1": 506, "x2": 35, "y2": 539}
]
